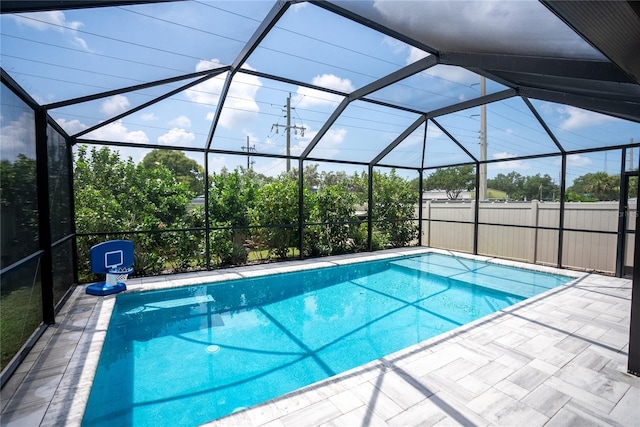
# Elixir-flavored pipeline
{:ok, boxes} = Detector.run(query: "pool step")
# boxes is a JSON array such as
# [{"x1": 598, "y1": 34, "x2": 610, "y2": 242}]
[{"x1": 388, "y1": 259, "x2": 555, "y2": 299}]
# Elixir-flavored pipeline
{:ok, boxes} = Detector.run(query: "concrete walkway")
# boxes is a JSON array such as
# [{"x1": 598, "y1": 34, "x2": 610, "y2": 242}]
[{"x1": 1, "y1": 248, "x2": 638, "y2": 426}]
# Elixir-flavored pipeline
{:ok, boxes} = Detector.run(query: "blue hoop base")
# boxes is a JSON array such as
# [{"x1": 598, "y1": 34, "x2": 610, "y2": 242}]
[{"x1": 86, "y1": 282, "x2": 127, "y2": 296}]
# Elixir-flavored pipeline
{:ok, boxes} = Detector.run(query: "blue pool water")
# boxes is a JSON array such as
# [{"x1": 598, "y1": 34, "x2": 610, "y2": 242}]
[{"x1": 82, "y1": 253, "x2": 572, "y2": 426}]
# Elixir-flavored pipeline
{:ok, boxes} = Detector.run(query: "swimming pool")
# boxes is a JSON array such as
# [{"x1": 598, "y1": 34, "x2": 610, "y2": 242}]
[{"x1": 81, "y1": 252, "x2": 572, "y2": 426}]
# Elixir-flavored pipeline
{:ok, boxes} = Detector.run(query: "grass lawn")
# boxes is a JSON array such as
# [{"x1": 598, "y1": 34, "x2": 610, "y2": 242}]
[
  {"x1": 248, "y1": 247, "x2": 299, "y2": 261},
  {"x1": 470, "y1": 188, "x2": 508, "y2": 200},
  {"x1": 1, "y1": 286, "x2": 43, "y2": 370}
]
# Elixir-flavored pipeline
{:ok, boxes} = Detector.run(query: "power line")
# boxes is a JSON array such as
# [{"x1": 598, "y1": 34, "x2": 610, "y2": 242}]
[
  {"x1": 0, "y1": 33, "x2": 190, "y2": 75},
  {"x1": 12, "y1": 14, "x2": 208, "y2": 63}
]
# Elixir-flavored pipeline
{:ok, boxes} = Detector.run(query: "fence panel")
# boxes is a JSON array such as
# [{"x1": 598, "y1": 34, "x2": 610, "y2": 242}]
[{"x1": 420, "y1": 200, "x2": 634, "y2": 274}]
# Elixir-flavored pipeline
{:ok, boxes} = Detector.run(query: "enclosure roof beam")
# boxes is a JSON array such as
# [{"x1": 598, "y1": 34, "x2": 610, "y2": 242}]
[
  {"x1": 239, "y1": 68, "x2": 425, "y2": 116},
  {"x1": 231, "y1": 1, "x2": 290, "y2": 71},
  {"x1": 519, "y1": 86, "x2": 640, "y2": 123},
  {"x1": 371, "y1": 115, "x2": 427, "y2": 166},
  {"x1": 238, "y1": 68, "x2": 349, "y2": 98},
  {"x1": 429, "y1": 118, "x2": 478, "y2": 163},
  {"x1": 1, "y1": 67, "x2": 40, "y2": 111},
  {"x1": 44, "y1": 66, "x2": 229, "y2": 110},
  {"x1": 205, "y1": 0, "x2": 291, "y2": 151},
  {"x1": 309, "y1": 0, "x2": 438, "y2": 55},
  {"x1": 426, "y1": 89, "x2": 516, "y2": 119},
  {"x1": 522, "y1": 96, "x2": 566, "y2": 154},
  {"x1": 300, "y1": 56, "x2": 437, "y2": 160},
  {"x1": 0, "y1": 0, "x2": 184, "y2": 14},
  {"x1": 300, "y1": 97, "x2": 350, "y2": 160},
  {"x1": 350, "y1": 55, "x2": 438, "y2": 100},
  {"x1": 72, "y1": 73, "x2": 214, "y2": 139},
  {"x1": 440, "y1": 51, "x2": 635, "y2": 83}
]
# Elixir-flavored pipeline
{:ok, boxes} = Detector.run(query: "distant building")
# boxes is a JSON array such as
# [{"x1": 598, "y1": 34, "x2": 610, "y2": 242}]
[{"x1": 189, "y1": 195, "x2": 205, "y2": 210}]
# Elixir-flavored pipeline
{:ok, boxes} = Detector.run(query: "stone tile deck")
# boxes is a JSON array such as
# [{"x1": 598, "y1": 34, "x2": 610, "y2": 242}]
[{"x1": 1, "y1": 248, "x2": 639, "y2": 426}]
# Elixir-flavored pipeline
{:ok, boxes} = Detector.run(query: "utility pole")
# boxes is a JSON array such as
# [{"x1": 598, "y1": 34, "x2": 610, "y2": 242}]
[
  {"x1": 479, "y1": 76, "x2": 487, "y2": 201},
  {"x1": 286, "y1": 95, "x2": 291, "y2": 172},
  {"x1": 272, "y1": 93, "x2": 305, "y2": 172},
  {"x1": 241, "y1": 135, "x2": 256, "y2": 170}
]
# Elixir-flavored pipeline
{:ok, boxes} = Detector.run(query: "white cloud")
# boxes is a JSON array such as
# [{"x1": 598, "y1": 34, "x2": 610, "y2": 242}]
[
  {"x1": 55, "y1": 118, "x2": 87, "y2": 135},
  {"x1": 383, "y1": 37, "x2": 431, "y2": 66},
  {"x1": 84, "y1": 120, "x2": 150, "y2": 144},
  {"x1": 566, "y1": 154, "x2": 592, "y2": 167},
  {"x1": 538, "y1": 102, "x2": 555, "y2": 115},
  {"x1": 312, "y1": 74, "x2": 355, "y2": 93},
  {"x1": 424, "y1": 64, "x2": 478, "y2": 87},
  {"x1": 169, "y1": 115, "x2": 191, "y2": 128},
  {"x1": 13, "y1": 11, "x2": 91, "y2": 52},
  {"x1": 140, "y1": 113, "x2": 158, "y2": 121},
  {"x1": 407, "y1": 46, "x2": 430, "y2": 65},
  {"x1": 372, "y1": 0, "x2": 601, "y2": 59},
  {"x1": 0, "y1": 112, "x2": 34, "y2": 157},
  {"x1": 426, "y1": 125, "x2": 444, "y2": 139},
  {"x1": 401, "y1": 132, "x2": 424, "y2": 148},
  {"x1": 294, "y1": 74, "x2": 354, "y2": 108},
  {"x1": 101, "y1": 95, "x2": 130, "y2": 116},
  {"x1": 186, "y1": 60, "x2": 227, "y2": 105},
  {"x1": 292, "y1": 127, "x2": 347, "y2": 159},
  {"x1": 186, "y1": 59, "x2": 262, "y2": 129},
  {"x1": 13, "y1": 11, "x2": 81, "y2": 31},
  {"x1": 157, "y1": 128, "x2": 195, "y2": 146},
  {"x1": 386, "y1": 38, "x2": 476, "y2": 88},
  {"x1": 208, "y1": 155, "x2": 227, "y2": 171},
  {"x1": 558, "y1": 106, "x2": 616, "y2": 131},
  {"x1": 291, "y1": 2, "x2": 309, "y2": 12},
  {"x1": 382, "y1": 36, "x2": 411, "y2": 56},
  {"x1": 73, "y1": 36, "x2": 90, "y2": 51},
  {"x1": 491, "y1": 152, "x2": 530, "y2": 170}
]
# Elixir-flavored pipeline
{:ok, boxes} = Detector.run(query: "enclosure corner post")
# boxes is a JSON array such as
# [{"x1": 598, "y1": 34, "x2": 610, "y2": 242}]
[
  {"x1": 418, "y1": 169, "x2": 424, "y2": 247},
  {"x1": 557, "y1": 153, "x2": 567, "y2": 269},
  {"x1": 204, "y1": 154, "x2": 211, "y2": 270},
  {"x1": 35, "y1": 108, "x2": 55, "y2": 324},
  {"x1": 473, "y1": 161, "x2": 480, "y2": 255},
  {"x1": 367, "y1": 164, "x2": 374, "y2": 252},
  {"x1": 628, "y1": 154, "x2": 640, "y2": 377},
  {"x1": 298, "y1": 158, "x2": 305, "y2": 260}
]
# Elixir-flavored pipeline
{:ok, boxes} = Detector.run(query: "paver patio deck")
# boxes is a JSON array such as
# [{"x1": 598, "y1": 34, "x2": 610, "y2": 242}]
[{"x1": 1, "y1": 248, "x2": 638, "y2": 426}]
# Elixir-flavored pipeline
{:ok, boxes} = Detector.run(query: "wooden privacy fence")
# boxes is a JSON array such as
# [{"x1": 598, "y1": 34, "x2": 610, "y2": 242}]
[{"x1": 421, "y1": 200, "x2": 637, "y2": 274}]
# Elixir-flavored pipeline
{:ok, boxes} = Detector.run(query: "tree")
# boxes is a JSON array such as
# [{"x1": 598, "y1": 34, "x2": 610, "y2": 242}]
[
  {"x1": 209, "y1": 167, "x2": 256, "y2": 227},
  {"x1": 302, "y1": 163, "x2": 321, "y2": 190},
  {"x1": 208, "y1": 167, "x2": 258, "y2": 265},
  {"x1": 142, "y1": 149, "x2": 204, "y2": 195},
  {"x1": 487, "y1": 172, "x2": 525, "y2": 199},
  {"x1": 522, "y1": 174, "x2": 559, "y2": 201},
  {"x1": 249, "y1": 178, "x2": 308, "y2": 259},
  {"x1": 568, "y1": 172, "x2": 619, "y2": 201},
  {"x1": 373, "y1": 169, "x2": 418, "y2": 248},
  {"x1": 0, "y1": 155, "x2": 38, "y2": 266},
  {"x1": 320, "y1": 170, "x2": 349, "y2": 188},
  {"x1": 308, "y1": 184, "x2": 359, "y2": 255},
  {"x1": 629, "y1": 176, "x2": 638, "y2": 199},
  {"x1": 74, "y1": 146, "x2": 199, "y2": 277},
  {"x1": 487, "y1": 172, "x2": 559, "y2": 201},
  {"x1": 424, "y1": 165, "x2": 475, "y2": 199}
]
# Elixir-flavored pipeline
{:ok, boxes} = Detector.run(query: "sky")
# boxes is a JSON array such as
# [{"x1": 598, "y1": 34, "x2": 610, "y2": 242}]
[{"x1": 1, "y1": 0, "x2": 639, "y2": 187}]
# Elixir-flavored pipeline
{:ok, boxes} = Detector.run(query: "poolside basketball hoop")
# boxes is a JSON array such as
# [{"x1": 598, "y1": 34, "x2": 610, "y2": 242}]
[
  {"x1": 107, "y1": 266, "x2": 134, "y2": 284},
  {"x1": 87, "y1": 240, "x2": 134, "y2": 296}
]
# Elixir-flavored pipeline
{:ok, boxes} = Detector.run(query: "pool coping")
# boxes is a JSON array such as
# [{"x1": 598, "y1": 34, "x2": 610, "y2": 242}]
[{"x1": 1, "y1": 247, "x2": 638, "y2": 426}]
